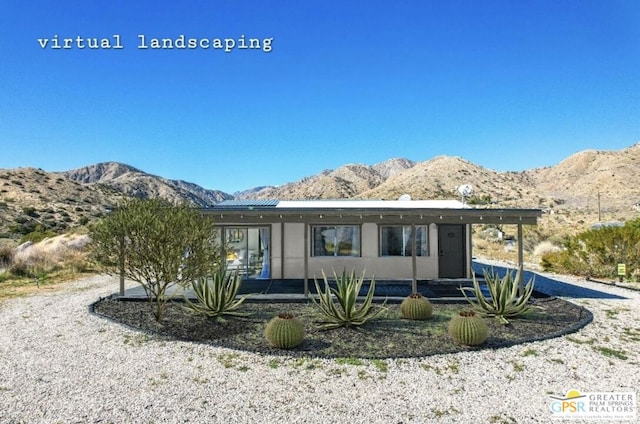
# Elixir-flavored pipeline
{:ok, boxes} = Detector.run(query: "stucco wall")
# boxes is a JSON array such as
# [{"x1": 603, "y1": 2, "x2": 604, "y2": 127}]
[
  {"x1": 282, "y1": 222, "x2": 441, "y2": 279},
  {"x1": 217, "y1": 221, "x2": 456, "y2": 280}
]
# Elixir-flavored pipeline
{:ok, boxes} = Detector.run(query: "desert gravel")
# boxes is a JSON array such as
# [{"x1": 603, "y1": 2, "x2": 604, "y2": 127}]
[{"x1": 0, "y1": 272, "x2": 639, "y2": 423}]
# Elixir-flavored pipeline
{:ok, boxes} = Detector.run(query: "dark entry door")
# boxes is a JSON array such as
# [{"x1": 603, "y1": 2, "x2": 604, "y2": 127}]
[{"x1": 438, "y1": 224, "x2": 466, "y2": 278}]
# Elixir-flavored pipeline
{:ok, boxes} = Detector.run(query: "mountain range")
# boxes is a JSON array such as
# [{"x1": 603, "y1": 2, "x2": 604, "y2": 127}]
[{"x1": 1, "y1": 142, "x2": 638, "y2": 241}]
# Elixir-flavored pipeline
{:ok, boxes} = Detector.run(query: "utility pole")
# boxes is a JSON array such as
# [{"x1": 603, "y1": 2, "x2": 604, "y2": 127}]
[{"x1": 598, "y1": 192, "x2": 602, "y2": 222}]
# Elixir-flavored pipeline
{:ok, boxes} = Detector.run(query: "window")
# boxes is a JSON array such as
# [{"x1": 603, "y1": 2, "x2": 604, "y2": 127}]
[
  {"x1": 222, "y1": 227, "x2": 270, "y2": 279},
  {"x1": 380, "y1": 225, "x2": 429, "y2": 256},
  {"x1": 312, "y1": 225, "x2": 360, "y2": 257}
]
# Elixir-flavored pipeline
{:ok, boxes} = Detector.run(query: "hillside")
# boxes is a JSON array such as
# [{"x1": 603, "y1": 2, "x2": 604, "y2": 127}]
[
  {"x1": 237, "y1": 158, "x2": 415, "y2": 200},
  {"x1": 63, "y1": 162, "x2": 232, "y2": 206},
  {"x1": 525, "y1": 143, "x2": 640, "y2": 210},
  {"x1": 1, "y1": 143, "x2": 639, "y2": 245},
  {"x1": 0, "y1": 163, "x2": 233, "y2": 242},
  {"x1": 0, "y1": 167, "x2": 123, "y2": 239}
]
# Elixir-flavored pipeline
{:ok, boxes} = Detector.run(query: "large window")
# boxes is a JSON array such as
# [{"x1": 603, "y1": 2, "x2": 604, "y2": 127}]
[
  {"x1": 223, "y1": 227, "x2": 270, "y2": 279},
  {"x1": 312, "y1": 225, "x2": 360, "y2": 257},
  {"x1": 380, "y1": 225, "x2": 429, "y2": 257}
]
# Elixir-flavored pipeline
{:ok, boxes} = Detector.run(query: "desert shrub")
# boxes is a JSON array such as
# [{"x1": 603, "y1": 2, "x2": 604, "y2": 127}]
[
  {"x1": 532, "y1": 241, "x2": 561, "y2": 258},
  {"x1": 14, "y1": 215, "x2": 29, "y2": 224},
  {"x1": 467, "y1": 194, "x2": 492, "y2": 205},
  {"x1": 9, "y1": 222, "x2": 36, "y2": 235},
  {"x1": 20, "y1": 229, "x2": 57, "y2": 245},
  {"x1": 9, "y1": 261, "x2": 30, "y2": 277},
  {"x1": 22, "y1": 207, "x2": 39, "y2": 217},
  {"x1": 541, "y1": 218, "x2": 640, "y2": 278},
  {"x1": 90, "y1": 198, "x2": 222, "y2": 321},
  {"x1": 0, "y1": 245, "x2": 14, "y2": 268}
]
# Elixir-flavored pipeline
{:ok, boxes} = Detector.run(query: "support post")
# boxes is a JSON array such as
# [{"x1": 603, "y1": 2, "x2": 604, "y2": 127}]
[
  {"x1": 517, "y1": 224, "x2": 524, "y2": 295},
  {"x1": 119, "y1": 234, "x2": 125, "y2": 297},
  {"x1": 280, "y1": 222, "x2": 285, "y2": 280},
  {"x1": 411, "y1": 224, "x2": 417, "y2": 293},
  {"x1": 304, "y1": 222, "x2": 309, "y2": 296}
]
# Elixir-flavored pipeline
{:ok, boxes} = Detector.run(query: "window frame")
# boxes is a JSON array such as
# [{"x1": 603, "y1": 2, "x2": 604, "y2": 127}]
[
  {"x1": 379, "y1": 225, "x2": 429, "y2": 257},
  {"x1": 311, "y1": 225, "x2": 361, "y2": 257}
]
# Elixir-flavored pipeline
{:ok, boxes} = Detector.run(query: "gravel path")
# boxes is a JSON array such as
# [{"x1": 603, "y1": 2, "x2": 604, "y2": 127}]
[{"x1": 1, "y1": 272, "x2": 639, "y2": 423}]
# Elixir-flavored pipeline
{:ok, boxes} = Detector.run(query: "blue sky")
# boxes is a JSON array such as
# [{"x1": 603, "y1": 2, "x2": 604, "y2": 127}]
[{"x1": 1, "y1": 1, "x2": 638, "y2": 193}]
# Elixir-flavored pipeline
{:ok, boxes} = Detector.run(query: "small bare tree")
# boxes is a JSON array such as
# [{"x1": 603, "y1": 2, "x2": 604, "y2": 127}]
[{"x1": 90, "y1": 198, "x2": 221, "y2": 321}]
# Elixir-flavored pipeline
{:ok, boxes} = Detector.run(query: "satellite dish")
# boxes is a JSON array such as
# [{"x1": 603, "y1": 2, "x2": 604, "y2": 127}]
[
  {"x1": 398, "y1": 194, "x2": 412, "y2": 201},
  {"x1": 457, "y1": 184, "x2": 473, "y2": 204}
]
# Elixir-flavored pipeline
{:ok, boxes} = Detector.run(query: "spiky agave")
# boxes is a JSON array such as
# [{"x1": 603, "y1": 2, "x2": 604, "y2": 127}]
[
  {"x1": 460, "y1": 268, "x2": 535, "y2": 325},
  {"x1": 312, "y1": 269, "x2": 386, "y2": 329},
  {"x1": 183, "y1": 267, "x2": 251, "y2": 322}
]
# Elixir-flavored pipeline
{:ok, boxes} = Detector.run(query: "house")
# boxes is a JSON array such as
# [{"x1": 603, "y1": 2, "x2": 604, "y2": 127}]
[{"x1": 203, "y1": 199, "x2": 542, "y2": 293}]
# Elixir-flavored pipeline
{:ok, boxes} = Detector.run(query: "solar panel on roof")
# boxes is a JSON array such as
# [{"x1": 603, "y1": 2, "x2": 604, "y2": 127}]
[{"x1": 216, "y1": 199, "x2": 279, "y2": 208}]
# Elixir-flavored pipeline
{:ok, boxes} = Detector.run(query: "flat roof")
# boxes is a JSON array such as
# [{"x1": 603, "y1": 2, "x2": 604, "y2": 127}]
[
  {"x1": 206, "y1": 199, "x2": 542, "y2": 225},
  {"x1": 277, "y1": 199, "x2": 467, "y2": 209}
]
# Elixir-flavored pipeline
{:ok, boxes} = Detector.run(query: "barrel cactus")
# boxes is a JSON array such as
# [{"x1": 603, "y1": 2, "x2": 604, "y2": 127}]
[
  {"x1": 448, "y1": 310, "x2": 488, "y2": 346},
  {"x1": 400, "y1": 293, "x2": 433, "y2": 320},
  {"x1": 265, "y1": 313, "x2": 305, "y2": 349}
]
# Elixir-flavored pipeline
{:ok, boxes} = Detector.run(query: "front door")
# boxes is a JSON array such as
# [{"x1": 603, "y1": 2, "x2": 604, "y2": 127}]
[{"x1": 438, "y1": 224, "x2": 466, "y2": 278}]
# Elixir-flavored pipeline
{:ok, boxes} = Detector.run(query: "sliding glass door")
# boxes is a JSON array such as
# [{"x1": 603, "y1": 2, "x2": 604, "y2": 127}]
[{"x1": 224, "y1": 227, "x2": 270, "y2": 279}]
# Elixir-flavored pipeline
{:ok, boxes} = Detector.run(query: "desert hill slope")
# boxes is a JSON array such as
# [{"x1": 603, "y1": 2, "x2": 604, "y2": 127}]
[
  {"x1": 63, "y1": 162, "x2": 233, "y2": 207},
  {"x1": 1, "y1": 143, "x2": 639, "y2": 243},
  {"x1": 525, "y1": 143, "x2": 640, "y2": 210}
]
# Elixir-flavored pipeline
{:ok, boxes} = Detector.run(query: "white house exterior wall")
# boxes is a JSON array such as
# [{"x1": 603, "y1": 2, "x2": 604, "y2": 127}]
[{"x1": 279, "y1": 222, "x2": 444, "y2": 280}]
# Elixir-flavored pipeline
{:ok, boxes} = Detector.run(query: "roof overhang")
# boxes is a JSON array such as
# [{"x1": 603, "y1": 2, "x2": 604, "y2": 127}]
[{"x1": 202, "y1": 200, "x2": 541, "y2": 225}]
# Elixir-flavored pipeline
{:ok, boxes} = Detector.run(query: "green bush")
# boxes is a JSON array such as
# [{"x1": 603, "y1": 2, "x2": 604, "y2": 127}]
[
  {"x1": 19, "y1": 229, "x2": 57, "y2": 245},
  {"x1": 541, "y1": 218, "x2": 640, "y2": 278},
  {"x1": 90, "y1": 198, "x2": 222, "y2": 321}
]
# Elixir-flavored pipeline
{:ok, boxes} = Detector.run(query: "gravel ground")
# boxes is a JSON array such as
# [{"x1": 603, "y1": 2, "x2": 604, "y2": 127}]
[{"x1": 1, "y1": 272, "x2": 639, "y2": 423}]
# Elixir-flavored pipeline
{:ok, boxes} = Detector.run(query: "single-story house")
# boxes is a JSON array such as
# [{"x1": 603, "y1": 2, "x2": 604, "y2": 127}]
[{"x1": 202, "y1": 199, "x2": 542, "y2": 293}]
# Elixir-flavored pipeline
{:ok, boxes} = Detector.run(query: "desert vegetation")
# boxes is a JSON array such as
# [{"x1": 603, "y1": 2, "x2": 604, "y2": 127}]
[
  {"x1": 0, "y1": 233, "x2": 94, "y2": 301},
  {"x1": 90, "y1": 198, "x2": 223, "y2": 321},
  {"x1": 541, "y1": 217, "x2": 640, "y2": 281}
]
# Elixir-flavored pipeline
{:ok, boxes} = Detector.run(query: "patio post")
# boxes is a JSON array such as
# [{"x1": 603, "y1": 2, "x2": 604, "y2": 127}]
[
  {"x1": 517, "y1": 223, "x2": 524, "y2": 295},
  {"x1": 411, "y1": 223, "x2": 417, "y2": 293},
  {"x1": 304, "y1": 222, "x2": 309, "y2": 296}
]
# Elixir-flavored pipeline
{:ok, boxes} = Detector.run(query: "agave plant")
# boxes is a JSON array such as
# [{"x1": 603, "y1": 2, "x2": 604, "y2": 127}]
[
  {"x1": 183, "y1": 267, "x2": 250, "y2": 322},
  {"x1": 460, "y1": 268, "x2": 535, "y2": 325},
  {"x1": 312, "y1": 269, "x2": 386, "y2": 329}
]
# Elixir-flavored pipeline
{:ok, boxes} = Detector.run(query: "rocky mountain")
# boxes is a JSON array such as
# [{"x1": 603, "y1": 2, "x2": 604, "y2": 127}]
[
  {"x1": 239, "y1": 144, "x2": 640, "y2": 216},
  {"x1": 237, "y1": 158, "x2": 416, "y2": 200},
  {"x1": 1, "y1": 143, "x2": 638, "y2": 243},
  {"x1": 0, "y1": 167, "x2": 123, "y2": 239},
  {"x1": 0, "y1": 162, "x2": 233, "y2": 241},
  {"x1": 357, "y1": 156, "x2": 539, "y2": 207},
  {"x1": 62, "y1": 162, "x2": 233, "y2": 207},
  {"x1": 525, "y1": 143, "x2": 640, "y2": 210}
]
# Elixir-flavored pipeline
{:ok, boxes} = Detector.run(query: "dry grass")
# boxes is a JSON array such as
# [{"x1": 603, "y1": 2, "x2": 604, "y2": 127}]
[{"x1": 0, "y1": 234, "x2": 96, "y2": 302}]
